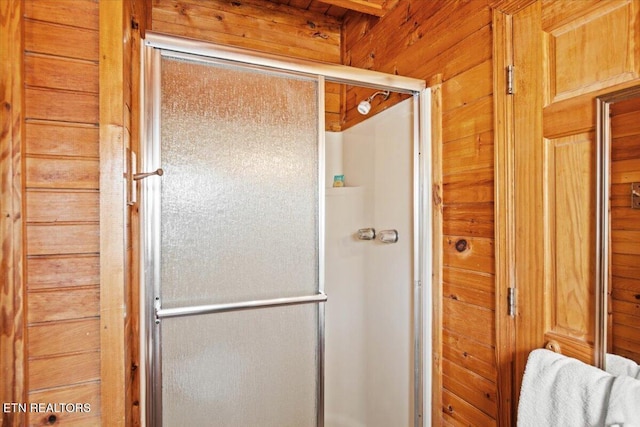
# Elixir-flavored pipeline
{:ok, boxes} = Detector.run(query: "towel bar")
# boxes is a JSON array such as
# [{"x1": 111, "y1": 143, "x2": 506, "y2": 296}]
[{"x1": 155, "y1": 292, "x2": 328, "y2": 321}]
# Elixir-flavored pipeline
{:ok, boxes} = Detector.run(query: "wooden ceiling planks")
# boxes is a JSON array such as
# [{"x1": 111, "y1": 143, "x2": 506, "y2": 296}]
[
  {"x1": 152, "y1": 0, "x2": 342, "y2": 62},
  {"x1": 314, "y1": 0, "x2": 398, "y2": 17},
  {"x1": 268, "y1": 0, "x2": 399, "y2": 19}
]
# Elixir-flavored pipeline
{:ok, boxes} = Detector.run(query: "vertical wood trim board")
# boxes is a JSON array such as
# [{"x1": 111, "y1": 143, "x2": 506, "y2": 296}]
[
  {"x1": 512, "y1": 0, "x2": 546, "y2": 405},
  {"x1": 0, "y1": 1, "x2": 26, "y2": 426},
  {"x1": 492, "y1": 8, "x2": 516, "y2": 426},
  {"x1": 129, "y1": 1, "x2": 147, "y2": 425},
  {"x1": 100, "y1": 1, "x2": 127, "y2": 425},
  {"x1": 430, "y1": 78, "x2": 443, "y2": 427}
]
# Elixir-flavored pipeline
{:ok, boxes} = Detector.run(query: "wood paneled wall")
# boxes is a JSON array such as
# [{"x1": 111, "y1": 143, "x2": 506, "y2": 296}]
[
  {"x1": 23, "y1": 1, "x2": 102, "y2": 425},
  {"x1": 3, "y1": 1, "x2": 639, "y2": 426},
  {"x1": 610, "y1": 96, "x2": 640, "y2": 364},
  {"x1": 344, "y1": 1, "x2": 501, "y2": 425}
]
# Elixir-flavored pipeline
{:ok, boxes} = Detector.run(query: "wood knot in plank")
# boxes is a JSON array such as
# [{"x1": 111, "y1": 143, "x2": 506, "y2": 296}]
[{"x1": 455, "y1": 239, "x2": 468, "y2": 252}]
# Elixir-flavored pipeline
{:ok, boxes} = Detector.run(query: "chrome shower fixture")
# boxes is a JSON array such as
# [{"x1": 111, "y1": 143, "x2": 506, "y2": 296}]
[{"x1": 357, "y1": 90, "x2": 390, "y2": 115}]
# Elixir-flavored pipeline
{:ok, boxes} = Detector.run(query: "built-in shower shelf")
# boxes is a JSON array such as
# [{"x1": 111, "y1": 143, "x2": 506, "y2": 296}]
[{"x1": 325, "y1": 186, "x2": 363, "y2": 196}]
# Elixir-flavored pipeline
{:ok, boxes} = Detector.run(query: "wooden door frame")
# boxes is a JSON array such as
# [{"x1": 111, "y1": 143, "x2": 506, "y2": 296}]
[
  {"x1": 99, "y1": 1, "x2": 134, "y2": 425},
  {"x1": 492, "y1": 8, "x2": 517, "y2": 426},
  {"x1": 0, "y1": 1, "x2": 26, "y2": 425},
  {"x1": 491, "y1": 0, "x2": 539, "y2": 423},
  {"x1": 429, "y1": 75, "x2": 443, "y2": 427}
]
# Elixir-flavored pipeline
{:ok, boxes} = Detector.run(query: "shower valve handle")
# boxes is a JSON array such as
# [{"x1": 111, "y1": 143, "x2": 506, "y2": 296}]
[
  {"x1": 357, "y1": 228, "x2": 398, "y2": 243},
  {"x1": 378, "y1": 229, "x2": 399, "y2": 244},
  {"x1": 357, "y1": 228, "x2": 376, "y2": 240}
]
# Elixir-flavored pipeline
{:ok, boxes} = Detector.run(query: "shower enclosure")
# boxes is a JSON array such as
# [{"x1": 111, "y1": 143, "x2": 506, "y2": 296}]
[
  {"x1": 139, "y1": 33, "x2": 430, "y2": 426},
  {"x1": 325, "y1": 98, "x2": 418, "y2": 426}
]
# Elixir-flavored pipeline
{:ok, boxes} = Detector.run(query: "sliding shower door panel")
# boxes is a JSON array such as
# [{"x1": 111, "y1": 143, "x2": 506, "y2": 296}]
[
  {"x1": 159, "y1": 56, "x2": 319, "y2": 308},
  {"x1": 150, "y1": 52, "x2": 322, "y2": 426},
  {"x1": 161, "y1": 306, "x2": 318, "y2": 426}
]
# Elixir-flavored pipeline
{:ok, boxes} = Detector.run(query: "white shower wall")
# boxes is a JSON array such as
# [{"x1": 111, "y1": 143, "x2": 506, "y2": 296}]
[{"x1": 325, "y1": 99, "x2": 414, "y2": 427}]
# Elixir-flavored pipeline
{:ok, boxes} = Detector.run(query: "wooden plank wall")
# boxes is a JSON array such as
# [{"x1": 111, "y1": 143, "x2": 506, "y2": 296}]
[
  {"x1": 7, "y1": 1, "x2": 635, "y2": 426},
  {"x1": 610, "y1": 96, "x2": 640, "y2": 364},
  {"x1": 344, "y1": 1, "x2": 499, "y2": 425},
  {"x1": 22, "y1": 0, "x2": 102, "y2": 425}
]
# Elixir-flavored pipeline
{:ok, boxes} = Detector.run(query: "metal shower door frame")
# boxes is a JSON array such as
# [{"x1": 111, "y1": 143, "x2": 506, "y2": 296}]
[{"x1": 140, "y1": 32, "x2": 430, "y2": 427}]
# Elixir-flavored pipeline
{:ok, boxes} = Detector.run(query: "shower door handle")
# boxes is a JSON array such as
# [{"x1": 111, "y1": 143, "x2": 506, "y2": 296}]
[
  {"x1": 134, "y1": 168, "x2": 164, "y2": 180},
  {"x1": 155, "y1": 292, "x2": 328, "y2": 321}
]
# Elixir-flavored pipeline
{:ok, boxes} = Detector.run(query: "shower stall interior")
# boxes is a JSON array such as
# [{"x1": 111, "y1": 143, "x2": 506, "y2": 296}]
[
  {"x1": 325, "y1": 98, "x2": 416, "y2": 427},
  {"x1": 139, "y1": 33, "x2": 431, "y2": 427}
]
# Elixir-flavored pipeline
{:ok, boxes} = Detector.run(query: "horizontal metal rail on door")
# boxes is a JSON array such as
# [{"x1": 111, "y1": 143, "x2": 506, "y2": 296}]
[{"x1": 155, "y1": 292, "x2": 328, "y2": 320}]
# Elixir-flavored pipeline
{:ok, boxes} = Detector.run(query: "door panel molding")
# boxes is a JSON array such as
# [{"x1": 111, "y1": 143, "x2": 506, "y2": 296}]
[{"x1": 499, "y1": 0, "x2": 640, "y2": 415}]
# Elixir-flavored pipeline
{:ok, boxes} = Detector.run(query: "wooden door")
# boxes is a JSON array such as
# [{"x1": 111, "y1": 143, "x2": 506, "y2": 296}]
[{"x1": 502, "y1": 0, "x2": 640, "y2": 406}]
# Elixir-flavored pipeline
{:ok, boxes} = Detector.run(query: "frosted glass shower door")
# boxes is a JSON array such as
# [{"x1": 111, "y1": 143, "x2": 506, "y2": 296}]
[{"x1": 146, "y1": 52, "x2": 323, "y2": 427}]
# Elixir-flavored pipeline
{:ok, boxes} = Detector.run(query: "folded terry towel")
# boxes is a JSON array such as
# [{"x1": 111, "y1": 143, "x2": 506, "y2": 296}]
[
  {"x1": 605, "y1": 373, "x2": 640, "y2": 427},
  {"x1": 606, "y1": 353, "x2": 640, "y2": 380},
  {"x1": 518, "y1": 349, "x2": 614, "y2": 427}
]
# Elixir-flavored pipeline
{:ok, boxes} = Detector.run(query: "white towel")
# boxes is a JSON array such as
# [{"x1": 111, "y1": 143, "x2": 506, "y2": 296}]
[
  {"x1": 605, "y1": 373, "x2": 640, "y2": 427},
  {"x1": 606, "y1": 353, "x2": 640, "y2": 380},
  {"x1": 518, "y1": 349, "x2": 614, "y2": 427}
]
